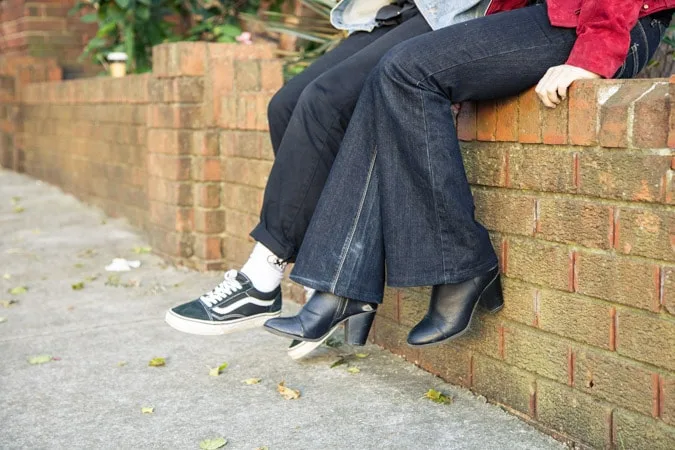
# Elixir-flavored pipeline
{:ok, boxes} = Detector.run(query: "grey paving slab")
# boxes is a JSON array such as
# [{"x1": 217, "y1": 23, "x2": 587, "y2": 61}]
[{"x1": 0, "y1": 169, "x2": 565, "y2": 450}]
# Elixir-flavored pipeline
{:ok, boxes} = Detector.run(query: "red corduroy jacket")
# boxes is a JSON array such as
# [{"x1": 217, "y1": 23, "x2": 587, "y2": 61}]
[{"x1": 486, "y1": 0, "x2": 674, "y2": 78}]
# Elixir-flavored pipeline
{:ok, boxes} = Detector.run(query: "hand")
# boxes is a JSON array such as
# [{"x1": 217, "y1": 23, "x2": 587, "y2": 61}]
[{"x1": 535, "y1": 64, "x2": 601, "y2": 108}]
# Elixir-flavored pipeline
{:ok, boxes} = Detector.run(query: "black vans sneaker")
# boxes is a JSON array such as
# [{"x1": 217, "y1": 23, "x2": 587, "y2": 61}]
[{"x1": 165, "y1": 270, "x2": 282, "y2": 335}]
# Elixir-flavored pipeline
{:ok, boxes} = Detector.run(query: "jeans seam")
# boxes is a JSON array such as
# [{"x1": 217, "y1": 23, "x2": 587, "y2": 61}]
[
  {"x1": 330, "y1": 145, "x2": 379, "y2": 292},
  {"x1": 419, "y1": 88, "x2": 447, "y2": 277}
]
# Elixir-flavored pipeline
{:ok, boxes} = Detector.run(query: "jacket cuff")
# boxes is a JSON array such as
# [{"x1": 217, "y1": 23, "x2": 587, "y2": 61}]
[{"x1": 565, "y1": 34, "x2": 628, "y2": 79}]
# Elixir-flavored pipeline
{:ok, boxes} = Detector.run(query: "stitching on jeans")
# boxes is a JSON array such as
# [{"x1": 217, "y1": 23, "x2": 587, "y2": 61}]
[
  {"x1": 330, "y1": 145, "x2": 379, "y2": 292},
  {"x1": 636, "y1": 20, "x2": 649, "y2": 73},
  {"x1": 419, "y1": 88, "x2": 447, "y2": 277}
]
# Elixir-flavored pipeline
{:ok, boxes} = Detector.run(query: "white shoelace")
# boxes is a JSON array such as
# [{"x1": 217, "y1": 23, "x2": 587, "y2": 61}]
[{"x1": 200, "y1": 270, "x2": 243, "y2": 307}]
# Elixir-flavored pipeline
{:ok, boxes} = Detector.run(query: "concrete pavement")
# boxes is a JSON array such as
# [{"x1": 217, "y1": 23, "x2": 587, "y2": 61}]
[{"x1": 0, "y1": 169, "x2": 565, "y2": 450}]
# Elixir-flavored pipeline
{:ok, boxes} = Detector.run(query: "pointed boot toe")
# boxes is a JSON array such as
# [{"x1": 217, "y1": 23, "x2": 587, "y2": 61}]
[{"x1": 264, "y1": 316, "x2": 304, "y2": 338}]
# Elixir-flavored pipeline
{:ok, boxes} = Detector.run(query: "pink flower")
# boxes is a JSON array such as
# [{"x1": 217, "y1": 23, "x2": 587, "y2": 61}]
[{"x1": 236, "y1": 32, "x2": 253, "y2": 45}]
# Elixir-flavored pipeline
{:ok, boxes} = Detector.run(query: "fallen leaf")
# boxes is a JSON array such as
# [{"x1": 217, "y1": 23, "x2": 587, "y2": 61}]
[
  {"x1": 85, "y1": 274, "x2": 99, "y2": 282},
  {"x1": 67, "y1": 305, "x2": 75, "y2": 311},
  {"x1": 148, "y1": 357, "x2": 166, "y2": 367},
  {"x1": 13, "y1": 206, "x2": 24, "y2": 213},
  {"x1": 209, "y1": 362, "x2": 228, "y2": 377},
  {"x1": 255, "y1": 447, "x2": 269, "y2": 450},
  {"x1": 347, "y1": 367, "x2": 361, "y2": 374},
  {"x1": 199, "y1": 437, "x2": 228, "y2": 449},
  {"x1": 105, "y1": 275, "x2": 121, "y2": 286},
  {"x1": 74, "y1": 263, "x2": 85, "y2": 269},
  {"x1": 141, "y1": 407, "x2": 154, "y2": 414},
  {"x1": 28, "y1": 354, "x2": 52, "y2": 365},
  {"x1": 2, "y1": 273, "x2": 11, "y2": 280},
  {"x1": 1, "y1": 299, "x2": 18, "y2": 308},
  {"x1": 9, "y1": 286, "x2": 27, "y2": 295},
  {"x1": 424, "y1": 389, "x2": 453, "y2": 405},
  {"x1": 355, "y1": 353, "x2": 369, "y2": 358},
  {"x1": 132, "y1": 246, "x2": 152, "y2": 254},
  {"x1": 242, "y1": 378, "x2": 262, "y2": 385},
  {"x1": 71, "y1": 282, "x2": 85, "y2": 290},
  {"x1": 325, "y1": 337, "x2": 343, "y2": 348},
  {"x1": 0, "y1": 316, "x2": 6, "y2": 323},
  {"x1": 118, "y1": 361, "x2": 127, "y2": 367},
  {"x1": 11, "y1": 196, "x2": 21, "y2": 205},
  {"x1": 277, "y1": 381, "x2": 300, "y2": 400},
  {"x1": 330, "y1": 357, "x2": 347, "y2": 369}
]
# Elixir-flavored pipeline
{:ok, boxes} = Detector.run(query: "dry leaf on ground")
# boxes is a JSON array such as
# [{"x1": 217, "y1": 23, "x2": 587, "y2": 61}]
[
  {"x1": 28, "y1": 354, "x2": 52, "y2": 365},
  {"x1": 209, "y1": 362, "x2": 228, "y2": 377},
  {"x1": 132, "y1": 246, "x2": 152, "y2": 254},
  {"x1": 13, "y1": 206, "x2": 24, "y2": 213},
  {"x1": 424, "y1": 389, "x2": 453, "y2": 404},
  {"x1": 1, "y1": 300, "x2": 18, "y2": 308},
  {"x1": 71, "y1": 282, "x2": 85, "y2": 290},
  {"x1": 117, "y1": 361, "x2": 127, "y2": 367},
  {"x1": 148, "y1": 357, "x2": 166, "y2": 367},
  {"x1": 8, "y1": 286, "x2": 27, "y2": 295},
  {"x1": 199, "y1": 437, "x2": 227, "y2": 449},
  {"x1": 355, "y1": 353, "x2": 369, "y2": 358},
  {"x1": 242, "y1": 378, "x2": 261, "y2": 385},
  {"x1": 347, "y1": 367, "x2": 361, "y2": 374},
  {"x1": 277, "y1": 381, "x2": 301, "y2": 400},
  {"x1": 330, "y1": 357, "x2": 347, "y2": 368},
  {"x1": 141, "y1": 407, "x2": 154, "y2": 414}
]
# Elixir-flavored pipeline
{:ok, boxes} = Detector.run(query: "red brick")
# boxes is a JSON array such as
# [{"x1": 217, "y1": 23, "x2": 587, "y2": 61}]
[
  {"x1": 633, "y1": 82, "x2": 670, "y2": 148},
  {"x1": 473, "y1": 188, "x2": 535, "y2": 236},
  {"x1": 207, "y1": 43, "x2": 274, "y2": 60},
  {"x1": 506, "y1": 237, "x2": 573, "y2": 292},
  {"x1": 192, "y1": 131, "x2": 219, "y2": 157},
  {"x1": 518, "y1": 88, "x2": 542, "y2": 143},
  {"x1": 577, "y1": 150, "x2": 670, "y2": 203},
  {"x1": 617, "y1": 310, "x2": 675, "y2": 372},
  {"x1": 147, "y1": 177, "x2": 192, "y2": 206},
  {"x1": 662, "y1": 374, "x2": 675, "y2": 425},
  {"x1": 194, "y1": 209, "x2": 225, "y2": 234},
  {"x1": 495, "y1": 96, "x2": 518, "y2": 142},
  {"x1": 503, "y1": 325, "x2": 569, "y2": 383},
  {"x1": 669, "y1": 75, "x2": 675, "y2": 148},
  {"x1": 501, "y1": 278, "x2": 537, "y2": 327},
  {"x1": 149, "y1": 202, "x2": 194, "y2": 232},
  {"x1": 234, "y1": 60, "x2": 261, "y2": 91},
  {"x1": 461, "y1": 142, "x2": 508, "y2": 187},
  {"x1": 568, "y1": 80, "x2": 599, "y2": 146},
  {"x1": 223, "y1": 236, "x2": 254, "y2": 267},
  {"x1": 194, "y1": 234, "x2": 223, "y2": 260},
  {"x1": 476, "y1": 100, "x2": 496, "y2": 141},
  {"x1": 575, "y1": 252, "x2": 659, "y2": 311},
  {"x1": 457, "y1": 101, "x2": 477, "y2": 142},
  {"x1": 378, "y1": 288, "x2": 400, "y2": 323},
  {"x1": 148, "y1": 104, "x2": 203, "y2": 129},
  {"x1": 223, "y1": 183, "x2": 263, "y2": 215},
  {"x1": 196, "y1": 184, "x2": 221, "y2": 208},
  {"x1": 147, "y1": 226, "x2": 193, "y2": 258},
  {"x1": 398, "y1": 288, "x2": 429, "y2": 327},
  {"x1": 663, "y1": 266, "x2": 675, "y2": 315},
  {"x1": 538, "y1": 379, "x2": 612, "y2": 449},
  {"x1": 147, "y1": 129, "x2": 192, "y2": 155},
  {"x1": 541, "y1": 97, "x2": 568, "y2": 145},
  {"x1": 373, "y1": 316, "x2": 419, "y2": 364},
  {"x1": 508, "y1": 145, "x2": 575, "y2": 192},
  {"x1": 614, "y1": 408, "x2": 675, "y2": 450},
  {"x1": 192, "y1": 157, "x2": 221, "y2": 181},
  {"x1": 224, "y1": 209, "x2": 258, "y2": 240},
  {"x1": 535, "y1": 198, "x2": 613, "y2": 250},
  {"x1": 615, "y1": 207, "x2": 674, "y2": 262},
  {"x1": 204, "y1": 56, "x2": 235, "y2": 127},
  {"x1": 260, "y1": 60, "x2": 284, "y2": 92},
  {"x1": 472, "y1": 354, "x2": 536, "y2": 416},
  {"x1": 222, "y1": 157, "x2": 272, "y2": 189},
  {"x1": 147, "y1": 154, "x2": 191, "y2": 181},
  {"x1": 598, "y1": 82, "x2": 650, "y2": 148},
  {"x1": 161, "y1": 42, "x2": 207, "y2": 77},
  {"x1": 417, "y1": 343, "x2": 472, "y2": 388},
  {"x1": 460, "y1": 315, "x2": 501, "y2": 360}
]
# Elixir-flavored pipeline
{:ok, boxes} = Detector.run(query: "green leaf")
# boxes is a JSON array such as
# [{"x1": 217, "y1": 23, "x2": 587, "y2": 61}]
[
  {"x1": 325, "y1": 337, "x2": 342, "y2": 348},
  {"x1": 74, "y1": 263, "x2": 85, "y2": 269},
  {"x1": 329, "y1": 357, "x2": 346, "y2": 368},
  {"x1": 424, "y1": 389, "x2": 453, "y2": 405},
  {"x1": 14, "y1": 206, "x2": 24, "y2": 213},
  {"x1": 9, "y1": 286, "x2": 27, "y2": 295},
  {"x1": 136, "y1": 5, "x2": 150, "y2": 21},
  {"x1": 148, "y1": 357, "x2": 166, "y2": 367},
  {"x1": 3, "y1": 273, "x2": 11, "y2": 280},
  {"x1": 117, "y1": 361, "x2": 127, "y2": 367},
  {"x1": 28, "y1": 354, "x2": 52, "y2": 365},
  {"x1": 71, "y1": 281, "x2": 85, "y2": 290},
  {"x1": 105, "y1": 275, "x2": 121, "y2": 287},
  {"x1": 209, "y1": 362, "x2": 228, "y2": 377},
  {"x1": 355, "y1": 353, "x2": 369, "y2": 358},
  {"x1": 347, "y1": 367, "x2": 360, "y2": 374},
  {"x1": 80, "y1": 13, "x2": 99, "y2": 24},
  {"x1": 132, "y1": 246, "x2": 152, "y2": 254},
  {"x1": 115, "y1": 0, "x2": 130, "y2": 8},
  {"x1": 141, "y1": 406, "x2": 154, "y2": 414},
  {"x1": 199, "y1": 437, "x2": 228, "y2": 449},
  {"x1": 242, "y1": 378, "x2": 262, "y2": 385},
  {"x1": 214, "y1": 24, "x2": 241, "y2": 38}
]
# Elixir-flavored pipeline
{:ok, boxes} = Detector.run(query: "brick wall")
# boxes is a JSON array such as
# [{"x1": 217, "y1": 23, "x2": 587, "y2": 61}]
[
  {"x1": 0, "y1": 0, "x2": 96, "y2": 78},
  {"x1": 1, "y1": 42, "x2": 674, "y2": 448}
]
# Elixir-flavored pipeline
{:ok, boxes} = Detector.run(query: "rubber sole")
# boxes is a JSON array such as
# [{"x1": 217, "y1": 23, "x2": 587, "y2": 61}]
[
  {"x1": 286, "y1": 326, "x2": 341, "y2": 360},
  {"x1": 165, "y1": 310, "x2": 281, "y2": 336}
]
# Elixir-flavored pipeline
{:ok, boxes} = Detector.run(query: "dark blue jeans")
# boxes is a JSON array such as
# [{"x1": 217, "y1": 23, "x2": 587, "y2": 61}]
[{"x1": 290, "y1": 4, "x2": 668, "y2": 303}]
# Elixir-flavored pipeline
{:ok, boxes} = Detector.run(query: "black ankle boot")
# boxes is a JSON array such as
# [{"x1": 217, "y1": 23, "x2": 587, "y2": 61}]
[
  {"x1": 264, "y1": 291, "x2": 377, "y2": 359},
  {"x1": 406, "y1": 266, "x2": 503, "y2": 347}
]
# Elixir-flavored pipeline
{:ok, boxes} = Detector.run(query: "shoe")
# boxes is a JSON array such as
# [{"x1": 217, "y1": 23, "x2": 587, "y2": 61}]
[
  {"x1": 406, "y1": 266, "x2": 503, "y2": 347},
  {"x1": 264, "y1": 291, "x2": 376, "y2": 360},
  {"x1": 165, "y1": 270, "x2": 282, "y2": 335}
]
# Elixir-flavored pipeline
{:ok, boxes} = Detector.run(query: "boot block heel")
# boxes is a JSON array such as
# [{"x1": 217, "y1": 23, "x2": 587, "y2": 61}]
[
  {"x1": 344, "y1": 311, "x2": 376, "y2": 346},
  {"x1": 478, "y1": 274, "x2": 504, "y2": 313}
]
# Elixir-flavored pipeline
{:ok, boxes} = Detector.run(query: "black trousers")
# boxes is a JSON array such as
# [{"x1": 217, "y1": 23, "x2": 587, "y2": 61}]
[{"x1": 250, "y1": 9, "x2": 431, "y2": 261}]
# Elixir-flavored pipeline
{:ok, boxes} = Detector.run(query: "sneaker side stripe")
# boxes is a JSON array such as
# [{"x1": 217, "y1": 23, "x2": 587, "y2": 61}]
[{"x1": 211, "y1": 297, "x2": 276, "y2": 315}]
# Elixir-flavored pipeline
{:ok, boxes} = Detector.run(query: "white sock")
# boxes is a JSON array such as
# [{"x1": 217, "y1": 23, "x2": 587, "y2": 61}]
[{"x1": 240, "y1": 243, "x2": 286, "y2": 293}]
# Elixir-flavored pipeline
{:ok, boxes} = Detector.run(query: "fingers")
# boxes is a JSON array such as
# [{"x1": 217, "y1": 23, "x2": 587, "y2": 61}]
[
  {"x1": 535, "y1": 68, "x2": 557, "y2": 108},
  {"x1": 535, "y1": 65, "x2": 602, "y2": 108}
]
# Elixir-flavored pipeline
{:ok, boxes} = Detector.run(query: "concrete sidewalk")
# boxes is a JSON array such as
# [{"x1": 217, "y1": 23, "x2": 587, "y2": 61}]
[{"x1": 0, "y1": 169, "x2": 564, "y2": 450}]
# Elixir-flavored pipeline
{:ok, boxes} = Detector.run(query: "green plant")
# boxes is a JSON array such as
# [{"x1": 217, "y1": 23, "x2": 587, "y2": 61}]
[
  {"x1": 185, "y1": 0, "x2": 260, "y2": 43},
  {"x1": 242, "y1": 0, "x2": 345, "y2": 78}
]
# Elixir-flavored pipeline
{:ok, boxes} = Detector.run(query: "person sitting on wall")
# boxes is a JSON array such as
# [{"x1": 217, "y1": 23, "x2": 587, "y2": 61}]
[
  {"x1": 165, "y1": 0, "x2": 500, "y2": 350},
  {"x1": 262, "y1": 0, "x2": 674, "y2": 357}
]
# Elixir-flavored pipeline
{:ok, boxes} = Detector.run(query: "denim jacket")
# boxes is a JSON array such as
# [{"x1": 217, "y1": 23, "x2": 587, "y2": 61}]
[{"x1": 330, "y1": 0, "x2": 494, "y2": 32}]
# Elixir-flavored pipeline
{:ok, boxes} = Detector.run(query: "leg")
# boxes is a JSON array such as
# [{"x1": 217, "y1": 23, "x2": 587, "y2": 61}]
[{"x1": 251, "y1": 11, "x2": 431, "y2": 261}]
